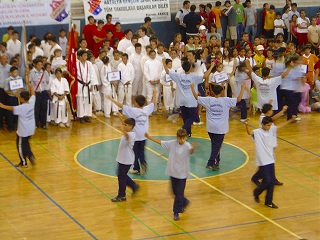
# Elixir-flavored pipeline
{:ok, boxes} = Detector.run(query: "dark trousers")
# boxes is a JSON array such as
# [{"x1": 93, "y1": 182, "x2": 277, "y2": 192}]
[
  {"x1": 180, "y1": 106, "x2": 198, "y2": 135},
  {"x1": 171, "y1": 177, "x2": 188, "y2": 213},
  {"x1": 207, "y1": 132, "x2": 225, "y2": 166},
  {"x1": 236, "y1": 22, "x2": 244, "y2": 43},
  {"x1": 0, "y1": 88, "x2": 7, "y2": 129},
  {"x1": 6, "y1": 95, "x2": 18, "y2": 130},
  {"x1": 133, "y1": 140, "x2": 146, "y2": 171},
  {"x1": 252, "y1": 165, "x2": 279, "y2": 182},
  {"x1": 117, "y1": 162, "x2": 136, "y2": 197},
  {"x1": 236, "y1": 99, "x2": 247, "y2": 119},
  {"x1": 35, "y1": 91, "x2": 49, "y2": 127},
  {"x1": 179, "y1": 25, "x2": 187, "y2": 44},
  {"x1": 16, "y1": 135, "x2": 34, "y2": 166},
  {"x1": 253, "y1": 163, "x2": 275, "y2": 205},
  {"x1": 279, "y1": 89, "x2": 297, "y2": 120}
]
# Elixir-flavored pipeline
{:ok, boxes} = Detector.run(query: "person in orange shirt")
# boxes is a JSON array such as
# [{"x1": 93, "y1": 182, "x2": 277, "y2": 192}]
[
  {"x1": 302, "y1": 44, "x2": 319, "y2": 87},
  {"x1": 212, "y1": 1, "x2": 222, "y2": 36}
]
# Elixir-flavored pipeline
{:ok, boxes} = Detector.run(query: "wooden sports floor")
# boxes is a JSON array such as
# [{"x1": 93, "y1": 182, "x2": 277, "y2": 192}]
[{"x1": 0, "y1": 109, "x2": 319, "y2": 240}]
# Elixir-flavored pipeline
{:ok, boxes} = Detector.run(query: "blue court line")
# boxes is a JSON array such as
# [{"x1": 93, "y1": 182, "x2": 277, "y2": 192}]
[
  {"x1": 137, "y1": 211, "x2": 320, "y2": 240},
  {"x1": 0, "y1": 152, "x2": 98, "y2": 240}
]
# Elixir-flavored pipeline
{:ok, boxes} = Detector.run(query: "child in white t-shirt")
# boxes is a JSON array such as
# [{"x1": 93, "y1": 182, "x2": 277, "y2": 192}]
[
  {"x1": 145, "y1": 129, "x2": 197, "y2": 221},
  {"x1": 0, "y1": 82, "x2": 36, "y2": 168},
  {"x1": 160, "y1": 59, "x2": 176, "y2": 116},
  {"x1": 111, "y1": 117, "x2": 139, "y2": 202},
  {"x1": 274, "y1": 12, "x2": 285, "y2": 36},
  {"x1": 108, "y1": 90, "x2": 156, "y2": 175}
]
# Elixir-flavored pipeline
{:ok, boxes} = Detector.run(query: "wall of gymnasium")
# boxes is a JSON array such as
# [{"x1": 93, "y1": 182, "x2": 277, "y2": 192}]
[{"x1": 0, "y1": 1, "x2": 319, "y2": 48}]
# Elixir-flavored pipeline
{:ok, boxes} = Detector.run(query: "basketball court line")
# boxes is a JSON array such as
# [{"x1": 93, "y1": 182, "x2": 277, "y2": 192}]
[
  {"x1": 137, "y1": 211, "x2": 319, "y2": 240},
  {"x1": 96, "y1": 117, "x2": 306, "y2": 240},
  {"x1": 0, "y1": 152, "x2": 99, "y2": 240}
]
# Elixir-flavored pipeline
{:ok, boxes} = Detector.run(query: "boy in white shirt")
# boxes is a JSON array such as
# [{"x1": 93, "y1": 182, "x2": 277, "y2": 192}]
[
  {"x1": 50, "y1": 68, "x2": 70, "y2": 127},
  {"x1": 6, "y1": 30, "x2": 21, "y2": 60},
  {"x1": 144, "y1": 50, "x2": 162, "y2": 113},
  {"x1": 274, "y1": 12, "x2": 285, "y2": 37},
  {"x1": 145, "y1": 129, "x2": 197, "y2": 221},
  {"x1": 117, "y1": 53, "x2": 135, "y2": 107},
  {"x1": 160, "y1": 59, "x2": 176, "y2": 116},
  {"x1": 129, "y1": 43, "x2": 144, "y2": 99},
  {"x1": 100, "y1": 56, "x2": 118, "y2": 118},
  {"x1": 245, "y1": 116, "x2": 295, "y2": 208},
  {"x1": 111, "y1": 117, "x2": 140, "y2": 202},
  {"x1": 0, "y1": 82, "x2": 36, "y2": 168},
  {"x1": 108, "y1": 90, "x2": 156, "y2": 175}
]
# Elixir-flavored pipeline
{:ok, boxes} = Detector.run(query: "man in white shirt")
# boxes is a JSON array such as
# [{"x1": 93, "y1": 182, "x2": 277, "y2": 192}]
[
  {"x1": 144, "y1": 50, "x2": 162, "y2": 112},
  {"x1": 6, "y1": 30, "x2": 21, "y2": 60},
  {"x1": 140, "y1": 45, "x2": 152, "y2": 96},
  {"x1": 129, "y1": 43, "x2": 143, "y2": 98},
  {"x1": 156, "y1": 43, "x2": 170, "y2": 63},
  {"x1": 76, "y1": 50, "x2": 98, "y2": 123},
  {"x1": 126, "y1": 36, "x2": 139, "y2": 57},
  {"x1": 117, "y1": 29, "x2": 133, "y2": 53},
  {"x1": 118, "y1": 53, "x2": 135, "y2": 107},
  {"x1": 138, "y1": 27, "x2": 150, "y2": 54},
  {"x1": 48, "y1": 36, "x2": 62, "y2": 60},
  {"x1": 175, "y1": 0, "x2": 190, "y2": 43},
  {"x1": 32, "y1": 38, "x2": 44, "y2": 60}
]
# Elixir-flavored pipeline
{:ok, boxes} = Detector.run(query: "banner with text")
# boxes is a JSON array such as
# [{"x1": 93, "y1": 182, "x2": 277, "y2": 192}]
[
  {"x1": 84, "y1": 0, "x2": 171, "y2": 24},
  {"x1": 0, "y1": 0, "x2": 70, "y2": 27}
]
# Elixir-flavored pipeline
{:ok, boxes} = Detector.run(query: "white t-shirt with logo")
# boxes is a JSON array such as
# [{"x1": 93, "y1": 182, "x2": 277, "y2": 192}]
[
  {"x1": 116, "y1": 131, "x2": 136, "y2": 165},
  {"x1": 297, "y1": 17, "x2": 310, "y2": 34},
  {"x1": 13, "y1": 95, "x2": 36, "y2": 137}
]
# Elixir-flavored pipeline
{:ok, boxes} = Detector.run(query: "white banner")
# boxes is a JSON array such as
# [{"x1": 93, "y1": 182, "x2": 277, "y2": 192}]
[
  {"x1": 0, "y1": 0, "x2": 70, "y2": 27},
  {"x1": 84, "y1": 0, "x2": 171, "y2": 24}
]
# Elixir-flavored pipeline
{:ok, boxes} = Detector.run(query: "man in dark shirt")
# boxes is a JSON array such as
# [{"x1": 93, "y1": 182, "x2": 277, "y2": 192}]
[{"x1": 183, "y1": 5, "x2": 205, "y2": 37}]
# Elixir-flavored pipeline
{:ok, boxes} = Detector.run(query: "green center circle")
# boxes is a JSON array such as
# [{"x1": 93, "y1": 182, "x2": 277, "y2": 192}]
[{"x1": 76, "y1": 136, "x2": 248, "y2": 180}]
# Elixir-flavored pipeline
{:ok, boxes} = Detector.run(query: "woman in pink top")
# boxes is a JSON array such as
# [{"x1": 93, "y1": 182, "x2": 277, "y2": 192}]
[
  {"x1": 298, "y1": 83, "x2": 311, "y2": 113},
  {"x1": 290, "y1": 14, "x2": 298, "y2": 45}
]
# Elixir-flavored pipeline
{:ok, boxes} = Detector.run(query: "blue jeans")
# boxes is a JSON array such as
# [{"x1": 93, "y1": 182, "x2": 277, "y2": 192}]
[
  {"x1": 117, "y1": 163, "x2": 136, "y2": 197},
  {"x1": 236, "y1": 99, "x2": 247, "y2": 120},
  {"x1": 236, "y1": 22, "x2": 244, "y2": 43},
  {"x1": 180, "y1": 106, "x2": 199, "y2": 135},
  {"x1": 207, "y1": 132, "x2": 225, "y2": 166},
  {"x1": 245, "y1": 25, "x2": 257, "y2": 43},
  {"x1": 133, "y1": 140, "x2": 146, "y2": 171},
  {"x1": 171, "y1": 177, "x2": 188, "y2": 213},
  {"x1": 253, "y1": 163, "x2": 275, "y2": 205}
]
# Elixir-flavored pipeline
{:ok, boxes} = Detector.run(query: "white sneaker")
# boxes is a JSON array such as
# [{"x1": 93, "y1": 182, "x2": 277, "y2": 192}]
[
  {"x1": 295, "y1": 116, "x2": 301, "y2": 121},
  {"x1": 113, "y1": 112, "x2": 118, "y2": 116},
  {"x1": 65, "y1": 122, "x2": 70, "y2": 128},
  {"x1": 193, "y1": 121, "x2": 204, "y2": 126},
  {"x1": 240, "y1": 119, "x2": 246, "y2": 122},
  {"x1": 58, "y1": 123, "x2": 66, "y2": 128},
  {"x1": 129, "y1": 169, "x2": 139, "y2": 174},
  {"x1": 91, "y1": 113, "x2": 97, "y2": 119},
  {"x1": 105, "y1": 114, "x2": 110, "y2": 119}
]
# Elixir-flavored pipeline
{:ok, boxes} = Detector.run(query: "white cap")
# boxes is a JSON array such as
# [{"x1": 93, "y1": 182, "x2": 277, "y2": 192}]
[
  {"x1": 256, "y1": 45, "x2": 264, "y2": 51},
  {"x1": 199, "y1": 25, "x2": 206, "y2": 31}
]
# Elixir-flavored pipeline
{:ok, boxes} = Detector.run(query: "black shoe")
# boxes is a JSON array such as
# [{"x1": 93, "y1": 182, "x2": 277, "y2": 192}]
[
  {"x1": 132, "y1": 184, "x2": 140, "y2": 195},
  {"x1": 79, "y1": 118, "x2": 85, "y2": 124},
  {"x1": 265, "y1": 203, "x2": 278, "y2": 209},
  {"x1": 274, "y1": 180, "x2": 283, "y2": 186},
  {"x1": 29, "y1": 156, "x2": 36, "y2": 166},
  {"x1": 251, "y1": 179, "x2": 261, "y2": 187},
  {"x1": 111, "y1": 196, "x2": 126, "y2": 202},
  {"x1": 254, "y1": 195, "x2": 260, "y2": 203},
  {"x1": 173, "y1": 212, "x2": 180, "y2": 221},
  {"x1": 181, "y1": 199, "x2": 190, "y2": 213},
  {"x1": 84, "y1": 117, "x2": 91, "y2": 123},
  {"x1": 188, "y1": 133, "x2": 192, "y2": 138},
  {"x1": 42, "y1": 125, "x2": 47, "y2": 129}
]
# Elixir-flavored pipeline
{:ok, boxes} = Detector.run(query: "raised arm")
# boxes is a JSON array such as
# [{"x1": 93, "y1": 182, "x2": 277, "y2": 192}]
[
  {"x1": 280, "y1": 64, "x2": 293, "y2": 79},
  {"x1": 190, "y1": 82, "x2": 199, "y2": 100},
  {"x1": 203, "y1": 61, "x2": 215, "y2": 87},
  {"x1": 106, "y1": 95, "x2": 123, "y2": 108},
  {"x1": 271, "y1": 105, "x2": 288, "y2": 122},
  {"x1": 145, "y1": 132, "x2": 161, "y2": 145}
]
